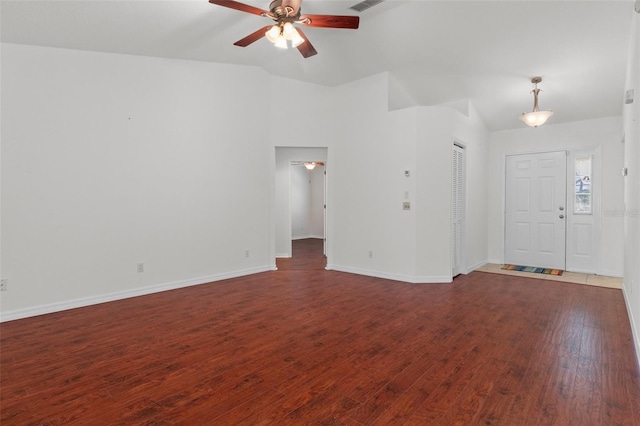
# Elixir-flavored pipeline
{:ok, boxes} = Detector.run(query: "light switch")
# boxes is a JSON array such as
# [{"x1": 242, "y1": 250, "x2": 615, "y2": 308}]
[{"x1": 625, "y1": 89, "x2": 634, "y2": 105}]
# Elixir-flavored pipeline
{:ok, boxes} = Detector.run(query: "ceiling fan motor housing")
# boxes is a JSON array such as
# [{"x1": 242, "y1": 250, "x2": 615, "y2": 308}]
[{"x1": 269, "y1": 0, "x2": 302, "y2": 18}]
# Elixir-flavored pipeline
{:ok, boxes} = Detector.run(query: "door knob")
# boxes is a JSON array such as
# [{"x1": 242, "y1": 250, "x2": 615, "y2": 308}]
[
  {"x1": 559, "y1": 214, "x2": 565, "y2": 219},
  {"x1": 559, "y1": 207, "x2": 564, "y2": 211}
]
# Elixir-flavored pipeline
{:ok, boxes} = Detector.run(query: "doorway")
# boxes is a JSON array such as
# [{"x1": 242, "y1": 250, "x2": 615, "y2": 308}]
[
  {"x1": 274, "y1": 147, "x2": 328, "y2": 264},
  {"x1": 504, "y1": 151, "x2": 567, "y2": 270},
  {"x1": 290, "y1": 161, "x2": 326, "y2": 257}
]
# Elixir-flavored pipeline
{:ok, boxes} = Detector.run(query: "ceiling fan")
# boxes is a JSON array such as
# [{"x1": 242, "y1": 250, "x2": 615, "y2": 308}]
[{"x1": 209, "y1": 0, "x2": 360, "y2": 58}]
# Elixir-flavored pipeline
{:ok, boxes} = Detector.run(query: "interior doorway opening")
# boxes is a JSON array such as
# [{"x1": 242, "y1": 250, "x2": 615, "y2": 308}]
[
  {"x1": 290, "y1": 161, "x2": 325, "y2": 252},
  {"x1": 274, "y1": 147, "x2": 328, "y2": 269},
  {"x1": 285, "y1": 161, "x2": 327, "y2": 269}
]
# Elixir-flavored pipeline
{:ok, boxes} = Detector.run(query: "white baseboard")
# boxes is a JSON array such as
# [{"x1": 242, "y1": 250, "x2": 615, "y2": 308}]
[
  {"x1": 326, "y1": 264, "x2": 451, "y2": 284},
  {"x1": 565, "y1": 268, "x2": 597, "y2": 274},
  {"x1": 487, "y1": 258, "x2": 504, "y2": 265},
  {"x1": 466, "y1": 260, "x2": 488, "y2": 273},
  {"x1": 275, "y1": 253, "x2": 291, "y2": 258},
  {"x1": 565, "y1": 268, "x2": 623, "y2": 278},
  {"x1": 596, "y1": 269, "x2": 624, "y2": 278},
  {"x1": 0, "y1": 266, "x2": 272, "y2": 323},
  {"x1": 622, "y1": 284, "x2": 640, "y2": 369},
  {"x1": 292, "y1": 236, "x2": 324, "y2": 241}
]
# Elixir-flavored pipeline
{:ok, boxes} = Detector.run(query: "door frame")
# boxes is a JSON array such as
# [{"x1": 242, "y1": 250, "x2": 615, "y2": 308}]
[
  {"x1": 500, "y1": 148, "x2": 601, "y2": 272},
  {"x1": 273, "y1": 147, "x2": 329, "y2": 264}
]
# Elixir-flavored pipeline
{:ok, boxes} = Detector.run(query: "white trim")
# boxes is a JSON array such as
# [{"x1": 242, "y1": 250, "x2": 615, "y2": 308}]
[
  {"x1": 466, "y1": 260, "x2": 489, "y2": 273},
  {"x1": 623, "y1": 284, "x2": 640, "y2": 369},
  {"x1": 292, "y1": 235, "x2": 324, "y2": 240},
  {"x1": 276, "y1": 253, "x2": 291, "y2": 258},
  {"x1": 594, "y1": 269, "x2": 624, "y2": 278},
  {"x1": 0, "y1": 266, "x2": 271, "y2": 323},
  {"x1": 326, "y1": 264, "x2": 452, "y2": 284}
]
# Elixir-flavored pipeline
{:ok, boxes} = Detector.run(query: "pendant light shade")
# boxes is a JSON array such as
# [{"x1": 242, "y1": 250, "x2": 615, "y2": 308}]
[{"x1": 519, "y1": 77, "x2": 553, "y2": 127}]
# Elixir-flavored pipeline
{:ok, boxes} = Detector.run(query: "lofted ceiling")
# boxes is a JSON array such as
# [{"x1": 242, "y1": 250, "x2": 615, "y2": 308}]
[{"x1": 0, "y1": 0, "x2": 634, "y2": 131}]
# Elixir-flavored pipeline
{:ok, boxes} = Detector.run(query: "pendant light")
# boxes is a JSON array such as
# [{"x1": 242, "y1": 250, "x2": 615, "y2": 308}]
[{"x1": 519, "y1": 77, "x2": 554, "y2": 127}]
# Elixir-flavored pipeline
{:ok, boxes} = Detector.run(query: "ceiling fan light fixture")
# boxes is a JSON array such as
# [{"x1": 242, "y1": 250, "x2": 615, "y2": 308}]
[
  {"x1": 265, "y1": 25, "x2": 280, "y2": 43},
  {"x1": 290, "y1": 28, "x2": 305, "y2": 47},
  {"x1": 519, "y1": 76, "x2": 553, "y2": 128},
  {"x1": 274, "y1": 34, "x2": 288, "y2": 49},
  {"x1": 209, "y1": 0, "x2": 358, "y2": 58},
  {"x1": 304, "y1": 162, "x2": 316, "y2": 170},
  {"x1": 282, "y1": 22, "x2": 295, "y2": 39}
]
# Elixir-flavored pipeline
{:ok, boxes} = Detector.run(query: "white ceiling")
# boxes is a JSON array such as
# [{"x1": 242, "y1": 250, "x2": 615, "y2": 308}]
[{"x1": 1, "y1": 0, "x2": 634, "y2": 131}]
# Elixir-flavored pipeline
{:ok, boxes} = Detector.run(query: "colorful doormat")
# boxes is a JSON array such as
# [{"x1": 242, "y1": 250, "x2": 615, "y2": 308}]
[{"x1": 501, "y1": 265, "x2": 564, "y2": 276}]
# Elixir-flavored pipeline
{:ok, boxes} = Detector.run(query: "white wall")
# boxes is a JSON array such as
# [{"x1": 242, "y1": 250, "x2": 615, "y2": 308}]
[
  {"x1": 414, "y1": 102, "x2": 489, "y2": 280},
  {"x1": 328, "y1": 74, "x2": 489, "y2": 283},
  {"x1": 415, "y1": 107, "x2": 456, "y2": 280},
  {"x1": 328, "y1": 74, "x2": 420, "y2": 281},
  {"x1": 1, "y1": 43, "x2": 272, "y2": 320},
  {"x1": 453, "y1": 103, "x2": 490, "y2": 272},
  {"x1": 622, "y1": 6, "x2": 640, "y2": 367},
  {"x1": 487, "y1": 116, "x2": 625, "y2": 276},
  {"x1": 0, "y1": 47, "x2": 490, "y2": 320}
]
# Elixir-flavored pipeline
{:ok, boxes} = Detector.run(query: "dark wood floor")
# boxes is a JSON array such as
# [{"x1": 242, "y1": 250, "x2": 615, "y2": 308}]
[{"x1": 2, "y1": 239, "x2": 639, "y2": 425}]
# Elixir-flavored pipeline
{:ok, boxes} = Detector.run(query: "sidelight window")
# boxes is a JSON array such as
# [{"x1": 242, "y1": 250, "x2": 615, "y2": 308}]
[{"x1": 574, "y1": 156, "x2": 592, "y2": 214}]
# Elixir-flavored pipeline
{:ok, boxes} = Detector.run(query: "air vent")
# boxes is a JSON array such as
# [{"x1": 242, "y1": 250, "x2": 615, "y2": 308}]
[{"x1": 350, "y1": 0, "x2": 385, "y2": 13}]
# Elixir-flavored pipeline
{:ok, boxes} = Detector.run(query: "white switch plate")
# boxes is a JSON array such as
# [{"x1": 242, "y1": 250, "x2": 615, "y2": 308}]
[{"x1": 625, "y1": 89, "x2": 634, "y2": 104}]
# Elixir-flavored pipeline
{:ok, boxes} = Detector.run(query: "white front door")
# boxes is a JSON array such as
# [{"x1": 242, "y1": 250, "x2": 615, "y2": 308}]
[{"x1": 505, "y1": 151, "x2": 567, "y2": 270}]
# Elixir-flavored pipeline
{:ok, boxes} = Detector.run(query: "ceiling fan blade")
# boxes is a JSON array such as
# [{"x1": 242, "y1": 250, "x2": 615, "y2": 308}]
[
  {"x1": 295, "y1": 28, "x2": 318, "y2": 58},
  {"x1": 300, "y1": 14, "x2": 360, "y2": 29},
  {"x1": 233, "y1": 26, "x2": 272, "y2": 47},
  {"x1": 209, "y1": 0, "x2": 268, "y2": 16}
]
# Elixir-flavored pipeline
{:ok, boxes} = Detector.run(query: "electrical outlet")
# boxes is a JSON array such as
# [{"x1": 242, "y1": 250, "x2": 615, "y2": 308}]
[
  {"x1": 368, "y1": 250, "x2": 373, "y2": 258},
  {"x1": 137, "y1": 263, "x2": 144, "y2": 273},
  {"x1": 403, "y1": 201, "x2": 411, "y2": 210},
  {"x1": 245, "y1": 250, "x2": 250, "y2": 258},
  {"x1": 0, "y1": 279, "x2": 7, "y2": 291}
]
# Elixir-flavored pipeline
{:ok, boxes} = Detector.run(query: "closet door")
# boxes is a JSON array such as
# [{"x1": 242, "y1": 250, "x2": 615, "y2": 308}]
[{"x1": 451, "y1": 143, "x2": 465, "y2": 277}]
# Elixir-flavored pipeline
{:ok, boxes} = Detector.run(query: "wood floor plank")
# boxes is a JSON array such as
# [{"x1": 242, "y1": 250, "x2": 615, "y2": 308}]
[{"x1": 1, "y1": 239, "x2": 638, "y2": 425}]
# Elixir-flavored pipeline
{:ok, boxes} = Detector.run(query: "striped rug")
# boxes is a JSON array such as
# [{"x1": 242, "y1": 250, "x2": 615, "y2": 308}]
[{"x1": 501, "y1": 264, "x2": 563, "y2": 276}]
